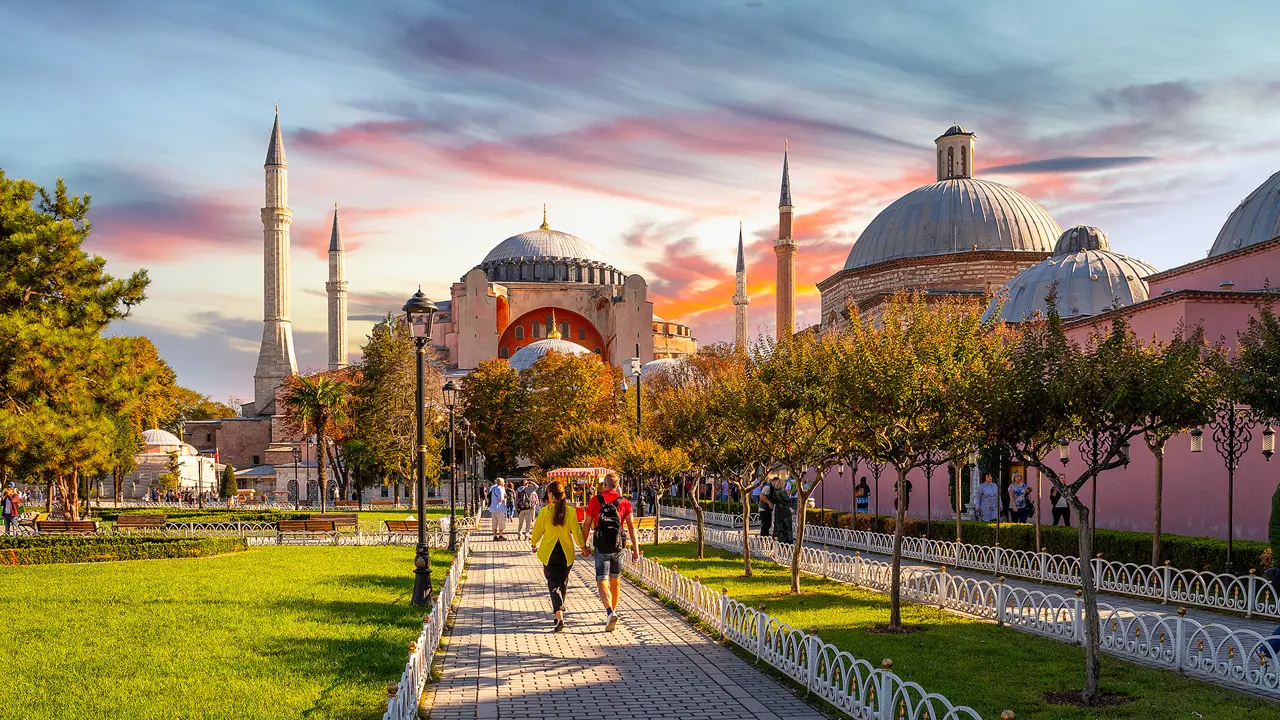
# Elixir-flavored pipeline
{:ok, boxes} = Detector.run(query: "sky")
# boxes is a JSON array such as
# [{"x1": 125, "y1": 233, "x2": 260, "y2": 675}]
[{"x1": 3, "y1": 0, "x2": 1280, "y2": 403}]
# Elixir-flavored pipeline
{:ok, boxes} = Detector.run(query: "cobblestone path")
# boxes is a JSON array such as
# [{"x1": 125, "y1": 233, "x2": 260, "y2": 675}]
[{"x1": 428, "y1": 530, "x2": 829, "y2": 720}]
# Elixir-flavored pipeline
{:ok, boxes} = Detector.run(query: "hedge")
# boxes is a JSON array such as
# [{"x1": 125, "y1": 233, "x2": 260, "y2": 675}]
[
  {"x1": 92, "y1": 508, "x2": 311, "y2": 524},
  {"x1": 0, "y1": 536, "x2": 248, "y2": 566},
  {"x1": 663, "y1": 497, "x2": 1269, "y2": 575}
]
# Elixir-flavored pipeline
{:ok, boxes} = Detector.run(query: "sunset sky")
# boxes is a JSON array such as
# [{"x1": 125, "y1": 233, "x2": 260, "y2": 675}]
[{"x1": 3, "y1": 1, "x2": 1279, "y2": 402}]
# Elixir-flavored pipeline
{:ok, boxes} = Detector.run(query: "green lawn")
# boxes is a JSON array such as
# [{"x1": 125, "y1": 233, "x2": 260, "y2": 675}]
[
  {"x1": 2, "y1": 545, "x2": 456, "y2": 720},
  {"x1": 642, "y1": 542, "x2": 1280, "y2": 720}
]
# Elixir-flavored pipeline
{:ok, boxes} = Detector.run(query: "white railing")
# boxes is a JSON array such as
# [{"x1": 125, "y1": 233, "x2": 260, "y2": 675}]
[
  {"x1": 664, "y1": 505, "x2": 1280, "y2": 621},
  {"x1": 689, "y1": 526, "x2": 1280, "y2": 698},
  {"x1": 383, "y1": 530, "x2": 472, "y2": 720},
  {"x1": 625, "y1": 547, "x2": 991, "y2": 719},
  {"x1": 661, "y1": 504, "x2": 759, "y2": 529}
]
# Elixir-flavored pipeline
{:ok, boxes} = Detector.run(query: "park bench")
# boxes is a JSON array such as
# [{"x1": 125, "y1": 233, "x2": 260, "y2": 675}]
[
  {"x1": 115, "y1": 514, "x2": 166, "y2": 532},
  {"x1": 308, "y1": 513, "x2": 358, "y2": 529},
  {"x1": 370, "y1": 499, "x2": 397, "y2": 507},
  {"x1": 37, "y1": 520, "x2": 99, "y2": 535},
  {"x1": 276, "y1": 519, "x2": 339, "y2": 545},
  {"x1": 425, "y1": 498, "x2": 447, "y2": 506},
  {"x1": 633, "y1": 516, "x2": 657, "y2": 531},
  {"x1": 383, "y1": 519, "x2": 418, "y2": 543},
  {"x1": 334, "y1": 501, "x2": 359, "y2": 509}
]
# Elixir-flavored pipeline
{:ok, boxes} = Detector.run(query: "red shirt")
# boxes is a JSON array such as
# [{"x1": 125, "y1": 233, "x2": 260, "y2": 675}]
[{"x1": 585, "y1": 490, "x2": 632, "y2": 526}]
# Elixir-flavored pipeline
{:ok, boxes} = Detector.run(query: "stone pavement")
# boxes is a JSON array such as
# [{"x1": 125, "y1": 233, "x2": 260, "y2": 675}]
[{"x1": 428, "y1": 529, "x2": 829, "y2": 720}]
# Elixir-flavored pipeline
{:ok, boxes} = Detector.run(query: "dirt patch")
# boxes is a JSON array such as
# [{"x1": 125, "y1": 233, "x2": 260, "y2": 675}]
[
  {"x1": 1043, "y1": 690, "x2": 1132, "y2": 708},
  {"x1": 865, "y1": 624, "x2": 925, "y2": 635}
]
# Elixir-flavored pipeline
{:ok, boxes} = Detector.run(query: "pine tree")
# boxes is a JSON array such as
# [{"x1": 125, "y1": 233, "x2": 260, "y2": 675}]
[{"x1": 220, "y1": 463, "x2": 237, "y2": 500}]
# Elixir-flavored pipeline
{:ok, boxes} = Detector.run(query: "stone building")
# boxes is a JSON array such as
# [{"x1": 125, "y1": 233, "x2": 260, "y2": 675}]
[
  {"x1": 118, "y1": 429, "x2": 225, "y2": 500},
  {"x1": 817, "y1": 125, "x2": 1061, "y2": 326}
]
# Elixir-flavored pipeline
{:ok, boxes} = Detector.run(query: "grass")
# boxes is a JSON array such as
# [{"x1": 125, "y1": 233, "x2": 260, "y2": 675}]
[
  {"x1": 1, "y1": 545, "x2": 456, "y2": 720},
  {"x1": 642, "y1": 542, "x2": 1280, "y2": 720}
]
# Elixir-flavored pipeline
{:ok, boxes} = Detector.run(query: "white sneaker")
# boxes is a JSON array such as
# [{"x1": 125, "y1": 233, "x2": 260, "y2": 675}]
[{"x1": 605, "y1": 611, "x2": 618, "y2": 632}]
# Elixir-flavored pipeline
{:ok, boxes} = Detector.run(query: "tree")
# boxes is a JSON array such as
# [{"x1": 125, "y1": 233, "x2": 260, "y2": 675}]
[
  {"x1": 609, "y1": 433, "x2": 690, "y2": 546},
  {"x1": 164, "y1": 386, "x2": 237, "y2": 434},
  {"x1": 281, "y1": 375, "x2": 348, "y2": 513},
  {"x1": 1236, "y1": 300, "x2": 1280, "y2": 566},
  {"x1": 155, "y1": 449, "x2": 182, "y2": 494},
  {"x1": 521, "y1": 351, "x2": 621, "y2": 470},
  {"x1": 219, "y1": 463, "x2": 237, "y2": 500},
  {"x1": 1138, "y1": 325, "x2": 1218, "y2": 565},
  {"x1": 460, "y1": 359, "x2": 529, "y2": 479}
]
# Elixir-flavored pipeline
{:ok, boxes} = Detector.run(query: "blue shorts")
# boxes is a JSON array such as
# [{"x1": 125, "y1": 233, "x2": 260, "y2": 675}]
[{"x1": 593, "y1": 548, "x2": 622, "y2": 582}]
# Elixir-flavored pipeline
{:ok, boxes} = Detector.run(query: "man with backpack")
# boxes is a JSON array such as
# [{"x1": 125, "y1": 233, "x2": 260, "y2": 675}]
[
  {"x1": 515, "y1": 479, "x2": 539, "y2": 540},
  {"x1": 580, "y1": 473, "x2": 641, "y2": 631}
]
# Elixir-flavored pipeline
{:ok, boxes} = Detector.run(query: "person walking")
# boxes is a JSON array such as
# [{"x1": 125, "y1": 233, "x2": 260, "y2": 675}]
[
  {"x1": 977, "y1": 474, "x2": 1000, "y2": 522},
  {"x1": 771, "y1": 483, "x2": 795, "y2": 544},
  {"x1": 1050, "y1": 487, "x2": 1071, "y2": 526},
  {"x1": 530, "y1": 480, "x2": 583, "y2": 631},
  {"x1": 1008, "y1": 472, "x2": 1031, "y2": 523},
  {"x1": 515, "y1": 479, "x2": 538, "y2": 539},
  {"x1": 489, "y1": 478, "x2": 510, "y2": 541},
  {"x1": 757, "y1": 477, "x2": 775, "y2": 537},
  {"x1": 2, "y1": 482, "x2": 21, "y2": 535},
  {"x1": 580, "y1": 472, "x2": 640, "y2": 631},
  {"x1": 855, "y1": 478, "x2": 871, "y2": 516}
]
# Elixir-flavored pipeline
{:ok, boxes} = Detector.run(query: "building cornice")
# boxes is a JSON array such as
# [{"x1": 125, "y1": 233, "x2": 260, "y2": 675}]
[
  {"x1": 817, "y1": 249, "x2": 1053, "y2": 292},
  {"x1": 1144, "y1": 236, "x2": 1280, "y2": 283},
  {"x1": 1059, "y1": 288, "x2": 1279, "y2": 329}
]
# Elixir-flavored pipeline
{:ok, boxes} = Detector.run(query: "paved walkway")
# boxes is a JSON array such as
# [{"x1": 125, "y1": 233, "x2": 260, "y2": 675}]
[{"x1": 428, "y1": 530, "x2": 829, "y2": 720}]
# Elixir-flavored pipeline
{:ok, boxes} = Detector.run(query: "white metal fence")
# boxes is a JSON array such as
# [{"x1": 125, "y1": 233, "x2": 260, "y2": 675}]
[
  {"x1": 663, "y1": 504, "x2": 1280, "y2": 621},
  {"x1": 662, "y1": 504, "x2": 759, "y2": 528},
  {"x1": 626, "y1": 545, "x2": 992, "y2": 719},
  {"x1": 689, "y1": 526, "x2": 1280, "y2": 698},
  {"x1": 382, "y1": 530, "x2": 472, "y2": 720}
]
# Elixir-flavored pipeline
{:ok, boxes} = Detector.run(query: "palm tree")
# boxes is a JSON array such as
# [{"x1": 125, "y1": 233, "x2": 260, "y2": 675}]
[{"x1": 282, "y1": 376, "x2": 348, "y2": 513}]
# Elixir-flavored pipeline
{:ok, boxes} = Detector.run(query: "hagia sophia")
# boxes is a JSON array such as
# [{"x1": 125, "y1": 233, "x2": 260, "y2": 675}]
[{"x1": 170, "y1": 109, "x2": 1277, "y2": 541}]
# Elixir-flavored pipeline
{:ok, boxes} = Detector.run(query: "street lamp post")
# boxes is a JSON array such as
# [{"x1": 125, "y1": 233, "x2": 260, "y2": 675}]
[
  {"x1": 921, "y1": 449, "x2": 945, "y2": 537},
  {"x1": 292, "y1": 446, "x2": 301, "y2": 510},
  {"x1": 868, "y1": 459, "x2": 884, "y2": 532},
  {"x1": 403, "y1": 288, "x2": 439, "y2": 607},
  {"x1": 1191, "y1": 401, "x2": 1256, "y2": 572},
  {"x1": 443, "y1": 379, "x2": 460, "y2": 552}
]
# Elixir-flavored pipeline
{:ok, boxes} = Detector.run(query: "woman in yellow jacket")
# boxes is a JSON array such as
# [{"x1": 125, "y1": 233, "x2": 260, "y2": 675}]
[{"x1": 530, "y1": 480, "x2": 584, "y2": 631}]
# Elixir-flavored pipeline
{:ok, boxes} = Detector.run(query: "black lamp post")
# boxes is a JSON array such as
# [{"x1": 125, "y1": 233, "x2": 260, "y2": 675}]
[
  {"x1": 868, "y1": 459, "x2": 884, "y2": 531},
  {"x1": 1190, "y1": 401, "x2": 1256, "y2": 572},
  {"x1": 920, "y1": 449, "x2": 945, "y2": 537},
  {"x1": 403, "y1": 288, "x2": 439, "y2": 607},
  {"x1": 443, "y1": 379, "x2": 459, "y2": 552},
  {"x1": 291, "y1": 446, "x2": 301, "y2": 510}
]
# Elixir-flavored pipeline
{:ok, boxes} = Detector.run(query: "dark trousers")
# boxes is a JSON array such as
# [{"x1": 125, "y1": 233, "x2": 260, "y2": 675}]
[
  {"x1": 1052, "y1": 507, "x2": 1070, "y2": 526},
  {"x1": 544, "y1": 562, "x2": 569, "y2": 613},
  {"x1": 759, "y1": 506, "x2": 772, "y2": 537}
]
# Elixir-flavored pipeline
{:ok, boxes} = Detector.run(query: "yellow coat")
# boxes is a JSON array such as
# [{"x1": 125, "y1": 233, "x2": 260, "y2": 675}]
[{"x1": 531, "y1": 504, "x2": 584, "y2": 567}]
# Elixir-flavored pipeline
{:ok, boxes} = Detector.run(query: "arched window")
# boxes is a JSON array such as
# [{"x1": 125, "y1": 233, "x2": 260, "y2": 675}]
[
  {"x1": 579, "y1": 327, "x2": 586, "y2": 340},
  {"x1": 574, "y1": 266, "x2": 582, "y2": 282},
  {"x1": 561, "y1": 321, "x2": 570, "y2": 338},
  {"x1": 593, "y1": 347, "x2": 602, "y2": 354},
  {"x1": 520, "y1": 264, "x2": 530, "y2": 280},
  {"x1": 532, "y1": 323, "x2": 541, "y2": 339},
  {"x1": 947, "y1": 147, "x2": 954, "y2": 177},
  {"x1": 499, "y1": 347, "x2": 510, "y2": 359},
  {"x1": 515, "y1": 326, "x2": 524, "y2": 340},
  {"x1": 938, "y1": 149, "x2": 943, "y2": 178},
  {"x1": 961, "y1": 146, "x2": 968, "y2": 176}
]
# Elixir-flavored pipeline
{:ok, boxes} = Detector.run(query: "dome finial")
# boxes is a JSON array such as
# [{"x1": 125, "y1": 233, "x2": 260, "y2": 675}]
[
  {"x1": 540, "y1": 204, "x2": 549, "y2": 231},
  {"x1": 547, "y1": 309, "x2": 561, "y2": 339}
]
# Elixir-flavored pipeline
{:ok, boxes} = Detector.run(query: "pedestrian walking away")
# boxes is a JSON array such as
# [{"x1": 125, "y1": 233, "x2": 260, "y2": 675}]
[
  {"x1": 489, "y1": 478, "x2": 510, "y2": 541},
  {"x1": 2, "y1": 482, "x2": 21, "y2": 536},
  {"x1": 757, "y1": 478, "x2": 774, "y2": 537},
  {"x1": 855, "y1": 477, "x2": 871, "y2": 515},
  {"x1": 529, "y1": 480, "x2": 583, "y2": 632},
  {"x1": 515, "y1": 479, "x2": 538, "y2": 539},
  {"x1": 580, "y1": 472, "x2": 640, "y2": 631}
]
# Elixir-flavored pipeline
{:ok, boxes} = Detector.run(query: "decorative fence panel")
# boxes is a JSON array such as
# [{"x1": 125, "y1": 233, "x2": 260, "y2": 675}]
[
  {"x1": 664, "y1": 505, "x2": 1280, "y2": 621},
  {"x1": 383, "y1": 530, "x2": 472, "y2": 720},
  {"x1": 625, "y1": 547, "x2": 990, "y2": 719},
  {"x1": 685, "y1": 526, "x2": 1280, "y2": 698}
]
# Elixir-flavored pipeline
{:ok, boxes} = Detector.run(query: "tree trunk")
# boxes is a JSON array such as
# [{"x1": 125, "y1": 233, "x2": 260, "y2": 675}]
[
  {"x1": 889, "y1": 466, "x2": 908, "y2": 630},
  {"x1": 1149, "y1": 437, "x2": 1165, "y2": 566},
  {"x1": 44, "y1": 475, "x2": 53, "y2": 514},
  {"x1": 1033, "y1": 466, "x2": 1042, "y2": 553},
  {"x1": 57, "y1": 470, "x2": 79, "y2": 521},
  {"x1": 789, "y1": 487, "x2": 811, "y2": 594},
  {"x1": 651, "y1": 483, "x2": 663, "y2": 548},
  {"x1": 954, "y1": 460, "x2": 963, "y2": 543},
  {"x1": 691, "y1": 476, "x2": 705, "y2": 559},
  {"x1": 742, "y1": 490, "x2": 753, "y2": 577},
  {"x1": 1070, "y1": 491, "x2": 1101, "y2": 703},
  {"x1": 316, "y1": 427, "x2": 328, "y2": 514}
]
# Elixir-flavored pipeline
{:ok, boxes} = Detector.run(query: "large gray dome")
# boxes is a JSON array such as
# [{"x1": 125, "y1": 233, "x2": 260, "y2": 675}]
[
  {"x1": 844, "y1": 178, "x2": 1061, "y2": 271},
  {"x1": 1210, "y1": 169, "x2": 1280, "y2": 256},
  {"x1": 507, "y1": 338, "x2": 592, "y2": 374},
  {"x1": 483, "y1": 228, "x2": 609, "y2": 265},
  {"x1": 982, "y1": 239, "x2": 1157, "y2": 324},
  {"x1": 477, "y1": 217, "x2": 626, "y2": 285}
]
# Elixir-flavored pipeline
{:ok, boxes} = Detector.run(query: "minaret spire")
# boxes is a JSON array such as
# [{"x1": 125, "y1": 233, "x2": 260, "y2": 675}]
[
  {"x1": 254, "y1": 107, "x2": 298, "y2": 415},
  {"x1": 733, "y1": 221, "x2": 750, "y2": 350},
  {"x1": 774, "y1": 142, "x2": 797, "y2": 340},
  {"x1": 327, "y1": 204, "x2": 349, "y2": 371}
]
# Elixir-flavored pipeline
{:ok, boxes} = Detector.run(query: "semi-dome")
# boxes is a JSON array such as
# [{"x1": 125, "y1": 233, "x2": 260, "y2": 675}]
[
  {"x1": 1210, "y1": 169, "x2": 1280, "y2": 256},
  {"x1": 507, "y1": 338, "x2": 591, "y2": 373},
  {"x1": 640, "y1": 357, "x2": 684, "y2": 380},
  {"x1": 982, "y1": 233, "x2": 1157, "y2": 324},
  {"x1": 843, "y1": 179, "x2": 1061, "y2": 270}
]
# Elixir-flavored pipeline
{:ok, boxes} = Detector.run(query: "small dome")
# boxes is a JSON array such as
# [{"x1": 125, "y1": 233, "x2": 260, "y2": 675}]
[
  {"x1": 142, "y1": 428, "x2": 183, "y2": 448},
  {"x1": 844, "y1": 178, "x2": 1061, "y2": 270},
  {"x1": 1054, "y1": 225, "x2": 1109, "y2": 255},
  {"x1": 1210, "y1": 169, "x2": 1280, "y2": 256},
  {"x1": 507, "y1": 338, "x2": 592, "y2": 374},
  {"x1": 983, "y1": 246, "x2": 1157, "y2": 324},
  {"x1": 938, "y1": 124, "x2": 972, "y2": 139},
  {"x1": 640, "y1": 358, "x2": 684, "y2": 380},
  {"x1": 482, "y1": 228, "x2": 610, "y2": 266}
]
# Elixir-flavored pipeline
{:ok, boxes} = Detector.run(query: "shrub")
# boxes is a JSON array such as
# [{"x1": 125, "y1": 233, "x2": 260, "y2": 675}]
[
  {"x1": 93, "y1": 508, "x2": 310, "y2": 524},
  {"x1": 0, "y1": 536, "x2": 247, "y2": 565}
]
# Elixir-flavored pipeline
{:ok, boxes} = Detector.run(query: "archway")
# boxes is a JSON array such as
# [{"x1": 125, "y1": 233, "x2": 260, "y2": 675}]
[{"x1": 498, "y1": 307, "x2": 605, "y2": 359}]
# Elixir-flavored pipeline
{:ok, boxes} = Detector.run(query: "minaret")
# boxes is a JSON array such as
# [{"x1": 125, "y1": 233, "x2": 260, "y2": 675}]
[
  {"x1": 326, "y1": 204, "x2": 348, "y2": 371},
  {"x1": 774, "y1": 142, "x2": 796, "y2": 340},
  {"x1": 732, "y1": 221, "x2": 749, "y2": 349},
  {"x1": 253, "y1": 107, "x2": 298, "y2": 415}
]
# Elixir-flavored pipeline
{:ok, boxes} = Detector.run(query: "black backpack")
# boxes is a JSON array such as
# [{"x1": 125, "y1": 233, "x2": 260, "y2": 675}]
[{"x1": 592, "y1": 493, "x2": 623, "y2": 554}]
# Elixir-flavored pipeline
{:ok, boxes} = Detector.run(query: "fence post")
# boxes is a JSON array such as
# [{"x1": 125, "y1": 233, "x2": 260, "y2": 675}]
[
  {"x1": 996, "y1": 577, "x2": 1007, "y2": 627},
  {"x1": 719, "y1": 588, "x2": 729, "y2": 636},
  {"x1": 937, "y1": 566, "x2": 947, "y2": 608},
  {"x1": 670, "y1": 564, "x2": 679, "y2": 600},
  {"x1": 1247, "y1": 570, "x2": 1256, "y2": 618},
  {"x1": 1174, "y1": 607, "x2": 1186, "y2": 668},
  {"x1": 822, "y1": 546, "x2": 829, "y2": 579},
  {"x1": 994, "y1": 544, "x2": 1001, "y2": 577},
  {"x1": 1093, "y1": 554, "x2": 1103, "y2": 592},
  {"x1": 1039, "y1": 547, "x2": 1048, "y2": 583},
  {"x1": 1072, "y1": 590, "x2": 1084, "y2": 646},
  {"x1": 854, "y1": 552, "x2": 863, "y2": 586},
  {"x1": 1162, "y1": 561, "x2": 1172, "y2": 605},
  {"x1": 755, "y1": 604, "x2": 766, "y2": 663},
  {"x1": 878, "y1": 659, "x2": 894, "y2": 720},
  {"x1": 806, "y1": 629, "x2": 820, "y2": 692}
]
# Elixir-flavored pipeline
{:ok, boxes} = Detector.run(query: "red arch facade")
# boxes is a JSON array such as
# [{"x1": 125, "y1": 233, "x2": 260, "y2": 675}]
[{"x1": 498, "y1": 307, "x2": 604, "y2": 360}]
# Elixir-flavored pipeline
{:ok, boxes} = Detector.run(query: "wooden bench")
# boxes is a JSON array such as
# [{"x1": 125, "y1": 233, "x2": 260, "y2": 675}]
[
  {"x1": 383, "y1": 519, "x2": 418, "y2": 540},
  {"x1": 370, "y1": 499, "x2": 397, "y2": 507},
  {"x1": 425, "y1": 498, "x2": 447, "y2": 506},
  {"x1": 276, "y1": 519, "x2": 339, "y2": 545},
  {"x1": 36, "y1": 520, "x2": 99, "y2": 535},
  {"x1": 334, "y1": 501, "x2": 359, "y2": 509},
  {"x1": 115, "y1": 514, "x2": 166, "y2": 531},
  {"x1": 308, "y1": 513, "x2": 358, "y2": 528},
  {"x1": 633, "y1": 516, "x2": 657, "y2": 530}
]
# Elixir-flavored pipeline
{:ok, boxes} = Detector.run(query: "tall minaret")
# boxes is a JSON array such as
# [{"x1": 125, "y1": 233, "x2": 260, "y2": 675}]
[
  {"x1": 732, "y1": 221, "x2": 749, "y2": 349},
  {"x1": 326, "y1": 204, "x2": 348, "y2": 371},
  {"x1": 774, "y1": 142, "x2": 796, "y2": 340},
  {"x1": 253, "y1": 107, "x2": 298, "y2": 415}
]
